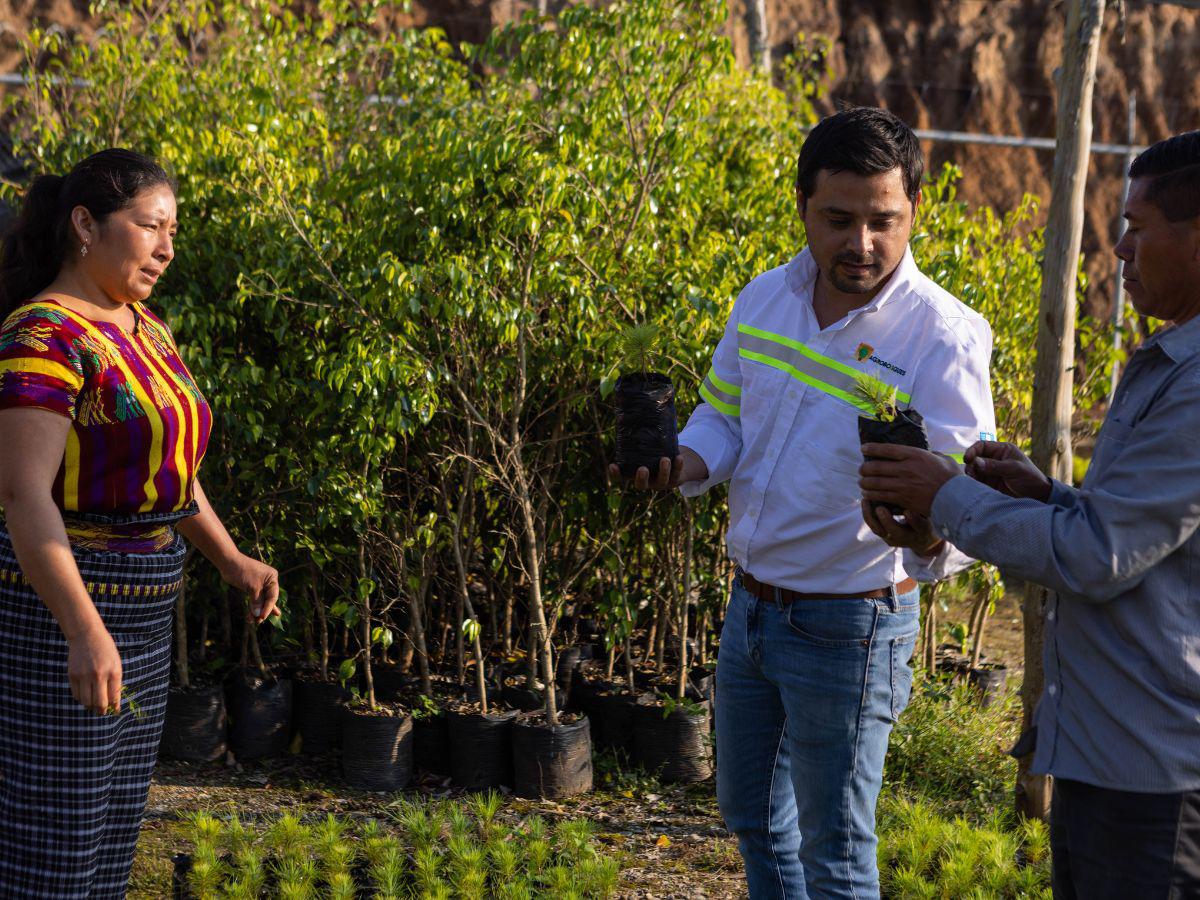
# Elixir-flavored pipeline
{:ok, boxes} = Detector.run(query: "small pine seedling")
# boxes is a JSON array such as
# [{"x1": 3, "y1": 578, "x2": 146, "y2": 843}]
[
  {"x1": 621, "y1": 322, "x2": 661, "y2": 377},
  {"x1": 369, "y1": 844, "x2": 406, "y2": 898},
  {"x1": 852, "y1": 372, "x2": 899, "y2": 422}
]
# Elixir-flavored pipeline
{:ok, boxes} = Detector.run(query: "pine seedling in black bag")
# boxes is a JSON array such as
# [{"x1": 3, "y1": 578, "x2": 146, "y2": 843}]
[{"x1": 854, "y1": 372, "x2": 929, "y2": 515}]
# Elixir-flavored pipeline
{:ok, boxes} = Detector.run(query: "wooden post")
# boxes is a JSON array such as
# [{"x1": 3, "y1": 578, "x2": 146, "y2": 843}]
[
  {"x1": 744, "y1": 0, "x2": 770, "y2": 72},
  {"x1": 1018, "y1": 0, "x2": 1105, "y2": 822}
]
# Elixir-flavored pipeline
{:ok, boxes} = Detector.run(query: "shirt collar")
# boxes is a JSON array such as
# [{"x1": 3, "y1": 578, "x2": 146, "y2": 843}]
[
  {"x1": 784, "y1": 246, "x2": 917, "y2": 325},
  {"x1": 1146, "y1": 314, "x2": 1200, "y2": 364}
]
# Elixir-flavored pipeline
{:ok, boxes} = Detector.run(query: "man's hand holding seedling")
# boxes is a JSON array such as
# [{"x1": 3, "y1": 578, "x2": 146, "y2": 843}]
[
  {"x1": 858, "y1": 443, "x2": 963, "y2": 517},
  {"x1": 608, "y1": 446, "x2": 709, "y2": 491}
]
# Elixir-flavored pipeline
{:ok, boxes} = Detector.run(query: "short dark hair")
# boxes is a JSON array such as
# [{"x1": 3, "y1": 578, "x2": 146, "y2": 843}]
[
  {"x1": 796, "y1": 107, "x2": 924, "y2": 204},
  {"x1": 1128, "y1": 130, "x2": 1200, "y2": 223},
  {"x1": 0, "y1": 148, "x2": 173, "y2": 317}
]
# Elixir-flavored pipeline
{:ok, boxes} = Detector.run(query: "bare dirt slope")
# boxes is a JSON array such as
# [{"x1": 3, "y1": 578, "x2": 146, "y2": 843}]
[{"x1": 4, "y1": 0, "x2": 1199, "y2": 314}]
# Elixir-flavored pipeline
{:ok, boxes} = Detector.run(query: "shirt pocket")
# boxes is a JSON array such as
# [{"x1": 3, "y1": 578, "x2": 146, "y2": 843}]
[
  {"x1": 792, "y1": 440, "x2": 863, "y2": 511},
  {"x1": 1085, "y1": 419, "x2": 1134, "y2": 484}
]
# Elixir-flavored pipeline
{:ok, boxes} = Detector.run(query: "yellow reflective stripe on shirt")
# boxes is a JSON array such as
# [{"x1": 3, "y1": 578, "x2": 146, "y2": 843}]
[
  {"x1": 700, "y1": 367, "x2": 741, "y2": 416},
  {"x1": 736, "y1": 323, "x2": 912, "y2": 409}
]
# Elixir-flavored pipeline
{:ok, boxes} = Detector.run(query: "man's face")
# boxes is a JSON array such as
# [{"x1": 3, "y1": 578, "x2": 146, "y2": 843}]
[
  {"x1": 1115, "y1": 179, "x2": 1200, "y2": 324},
  {"x1": 798, "y1": 168, "x2": 917, "y2": 299}
]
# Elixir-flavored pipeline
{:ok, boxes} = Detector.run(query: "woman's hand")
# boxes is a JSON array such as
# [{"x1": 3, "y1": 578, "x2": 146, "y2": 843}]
[
  {"x1": 67, "y1": 624, "x2": 123, "y2": 715},
  {"x1": 219, "y1": 553, "x2": 281, "y2": 625}
]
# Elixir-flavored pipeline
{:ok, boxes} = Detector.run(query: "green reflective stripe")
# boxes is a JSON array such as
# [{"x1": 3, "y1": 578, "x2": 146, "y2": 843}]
[
  {"x1": 701, "y1": 370, "x2": 741, "y2": 407},
  {"x1": 736, "y1": 323, "x2": 911, "y2": 406},
  {"x1": 700, "y1": 382, "x2": 740, "y2": 416},
  {"x1": 706, "y1": 368, "x2": 741, "y2": 397},
  {"x1": 739, "y1": 349, "x2": 875, "y2": 413},
  {"x1": 946, "y1": 452, "x2": 965, "y2": 464}
]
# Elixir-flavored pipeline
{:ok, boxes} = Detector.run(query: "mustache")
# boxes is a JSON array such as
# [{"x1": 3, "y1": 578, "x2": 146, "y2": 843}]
[{"x1": 834, "y1": 254, "x2": 877, "y2": 267}]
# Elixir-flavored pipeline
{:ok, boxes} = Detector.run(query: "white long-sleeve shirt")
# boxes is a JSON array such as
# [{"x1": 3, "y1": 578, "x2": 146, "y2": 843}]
[{"x1": 679, "y1": 246, "x2": 996, "y2": 593}]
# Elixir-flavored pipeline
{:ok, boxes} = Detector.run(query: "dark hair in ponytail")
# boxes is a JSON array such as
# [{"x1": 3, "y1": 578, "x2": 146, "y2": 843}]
[{"x1": 0, "y1": 148, "x2": 173, "y2": 318}]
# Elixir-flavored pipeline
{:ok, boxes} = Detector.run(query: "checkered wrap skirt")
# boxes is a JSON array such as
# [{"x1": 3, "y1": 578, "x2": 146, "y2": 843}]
[{"x1": 0, "y1": 520, "x2": 186, "y2": 899}]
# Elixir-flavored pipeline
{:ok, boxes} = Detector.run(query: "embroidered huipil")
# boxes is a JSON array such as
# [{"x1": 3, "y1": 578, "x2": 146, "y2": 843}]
[
  {"x1": 680, "y1": 247, "x2": 996, "y2": 593},
  {"x1": 0, "y1": 300, "x2": 211, "y2": 552}
]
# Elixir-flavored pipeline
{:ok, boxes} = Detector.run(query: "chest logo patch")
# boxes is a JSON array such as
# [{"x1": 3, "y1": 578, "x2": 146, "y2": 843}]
[{"x1": 855, "y1": 343, "x2": 874, "y2": 361}]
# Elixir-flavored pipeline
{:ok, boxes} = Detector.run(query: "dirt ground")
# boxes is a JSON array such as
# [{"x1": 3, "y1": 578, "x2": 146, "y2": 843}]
[
  {"x1": 131, "y1": 755, "x2": 746, "y2": 899},
  {"x1": 132, "y1": 599, "x2": 1027, "y2": 899}
]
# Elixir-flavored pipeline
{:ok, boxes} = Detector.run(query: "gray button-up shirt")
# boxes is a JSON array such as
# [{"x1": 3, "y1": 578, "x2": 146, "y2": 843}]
[{"x1": 931, "y1": 314, "x2": 1200, "y2": 793}]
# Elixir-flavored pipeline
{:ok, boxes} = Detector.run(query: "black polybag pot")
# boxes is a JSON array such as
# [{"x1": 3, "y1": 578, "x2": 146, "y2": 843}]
[
  {"x1": 633, "y1": 698, "x2": 712, "y2": 783},
  {"x1": 447, "y1": 708, "x2": 519, "y2": 790},
  {"x1": 615, "y1": 373, "x2": 679, "y2": 477},
  {"x1": 499, "y1": 681, "x2": 568, "y2": 715},
  {"x1": 293, "y1": 680, "x2": 350, "y2": 755},
  {"x1": 501, "y1": 680, "x2": 544, "y2": 712},
  {"x1": 594, "y1": 691, "x2": 638, "y2": 758},
  {"x1": 511, "y1": 714, "x2": 593, "y2": 800},
  {"x1": 688, "y1": 668, "x2": 715, "y2": 704},
  {"x1": 568, "y1": 672, "x2": 611, "y2": 721},
  {"x1": 341, "y1": 707, "x2": 414, "y2": 791},
  {"x1": 968, "y1": 663, "x2": 1009, "y2": 708},
  {"x1": 160, "y1": 685, "x2": 227, "y2": 762},
  {"x1": 171, "y1": 853, "x2": 192, "y2": 900},
  {"x1": 858, "y1": 408, "x2": 929, "y2": 514},
  {"x1": 226, "y1": 673, "x2": 292, "y2": 760},
  {"x1": 555, "y1": 646, "x2": 585, "y2": 691},
  {"x1": 413, "y1": 712, "x2": 451, "y2": 776}
]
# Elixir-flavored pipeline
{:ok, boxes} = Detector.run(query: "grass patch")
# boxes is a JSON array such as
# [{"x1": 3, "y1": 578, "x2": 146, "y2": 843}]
[{"x1": 885, "y1": 675, "x2": 1020, "y2": 822}]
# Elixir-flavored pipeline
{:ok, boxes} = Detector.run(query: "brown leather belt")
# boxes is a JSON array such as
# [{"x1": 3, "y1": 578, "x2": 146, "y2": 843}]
[{"x1": 741, "y1": 571, "x2": 917, "y2": 604}]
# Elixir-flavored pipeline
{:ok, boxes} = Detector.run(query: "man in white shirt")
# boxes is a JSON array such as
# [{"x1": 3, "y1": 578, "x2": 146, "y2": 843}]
[{"x1": 614, "y1": 107, "x2": 995, "y2": 898}]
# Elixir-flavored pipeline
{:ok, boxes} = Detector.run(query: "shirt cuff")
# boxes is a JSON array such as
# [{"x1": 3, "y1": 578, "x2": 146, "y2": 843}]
[
  {"x1": 1047, "y1": 477, "x2": 1079, "y2": 508},
  {"x1": 678, "y1": 427, "x2": 736, "y2": 497},
  {"x1": 930, "y1": 474, "x2": 993, "y2": 545},
  {"x1": 904, "y1": 534, "x2": 975, "y2": 582}
]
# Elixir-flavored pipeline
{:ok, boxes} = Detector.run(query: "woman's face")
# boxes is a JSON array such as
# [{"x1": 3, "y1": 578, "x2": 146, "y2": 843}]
[{"x1": 74, "y1": 184, "x2": 177, "y2": 305}]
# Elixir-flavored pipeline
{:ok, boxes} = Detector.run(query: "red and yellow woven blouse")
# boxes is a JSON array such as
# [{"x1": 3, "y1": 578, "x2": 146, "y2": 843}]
[{"x1": 0, "y1": 300, "x2": 211, "y2": 549}]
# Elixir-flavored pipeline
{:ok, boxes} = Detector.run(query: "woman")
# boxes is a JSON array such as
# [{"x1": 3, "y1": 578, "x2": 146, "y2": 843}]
[{"x1": 0, "y1": 148, "x2": 279, "y2": 898}]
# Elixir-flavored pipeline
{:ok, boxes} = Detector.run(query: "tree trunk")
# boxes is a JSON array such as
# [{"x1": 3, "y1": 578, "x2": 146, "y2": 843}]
[
  {"x1": 464, "y1": 593, "x2": 488, "y2": 715},
  {"x1": 1018, "y1": 0, "x2": 1104, "y2": 822},
  {"x1": 677, "y1": 501, "x2": 693, "y2": 701},
  {"x1": 517, "y1": 482, "x2": 558, "y2": 724},
  {"x1": 358, "y1": 543, "x2": 376, "y2": 709},
  {"x1": 744, "y1": 0, "x2": 770, "y2": 72},
  {"x1": 502, "y1": 571, "x2": 514, "y2": 655},
  {"x1": 970, "y1": 593, "x2": 991, "y2": 668},
  {"x1": 923, "y1": 582, "x2": 940, "y2": 673},
  {"x1": 412, "y1": 573, "x2": 433, "y2": 696},
  {"x1": 310, "y1": 566, "x2": 328, "y2": 680}
]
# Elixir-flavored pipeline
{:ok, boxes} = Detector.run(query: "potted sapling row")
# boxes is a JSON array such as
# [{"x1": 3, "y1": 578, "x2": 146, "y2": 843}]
[
  {"x1": 855, "y1": 372, "x2": 929, "y2": 515},
  {"x1": 338, "y1": 554, "x2": 414, "y2": 792},
  {"x1": 448, "y1": 617, "x2": 520, "y2": 792},
  {"x1": 608, "y1": 323, "x2": 679, "y2": 477}
]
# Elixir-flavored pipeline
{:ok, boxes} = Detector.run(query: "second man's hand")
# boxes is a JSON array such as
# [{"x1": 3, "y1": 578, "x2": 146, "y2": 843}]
[
  {"x1": 963, "y1": 440, "x2": 1053, "y2": 501},
  {"x1": 608, "y1": 446, "x2": 709, "y2": 491}
]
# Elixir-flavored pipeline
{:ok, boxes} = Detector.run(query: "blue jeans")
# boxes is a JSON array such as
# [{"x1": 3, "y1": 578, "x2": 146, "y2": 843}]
[{"x1": 715, "y1": 575, "x2": 919, "y2": 899}]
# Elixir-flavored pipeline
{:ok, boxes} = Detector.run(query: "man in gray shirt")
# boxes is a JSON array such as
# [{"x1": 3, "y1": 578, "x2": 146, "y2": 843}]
[{"x1": 856, "y1": 130, "x2": 1200, "y2": 898}]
